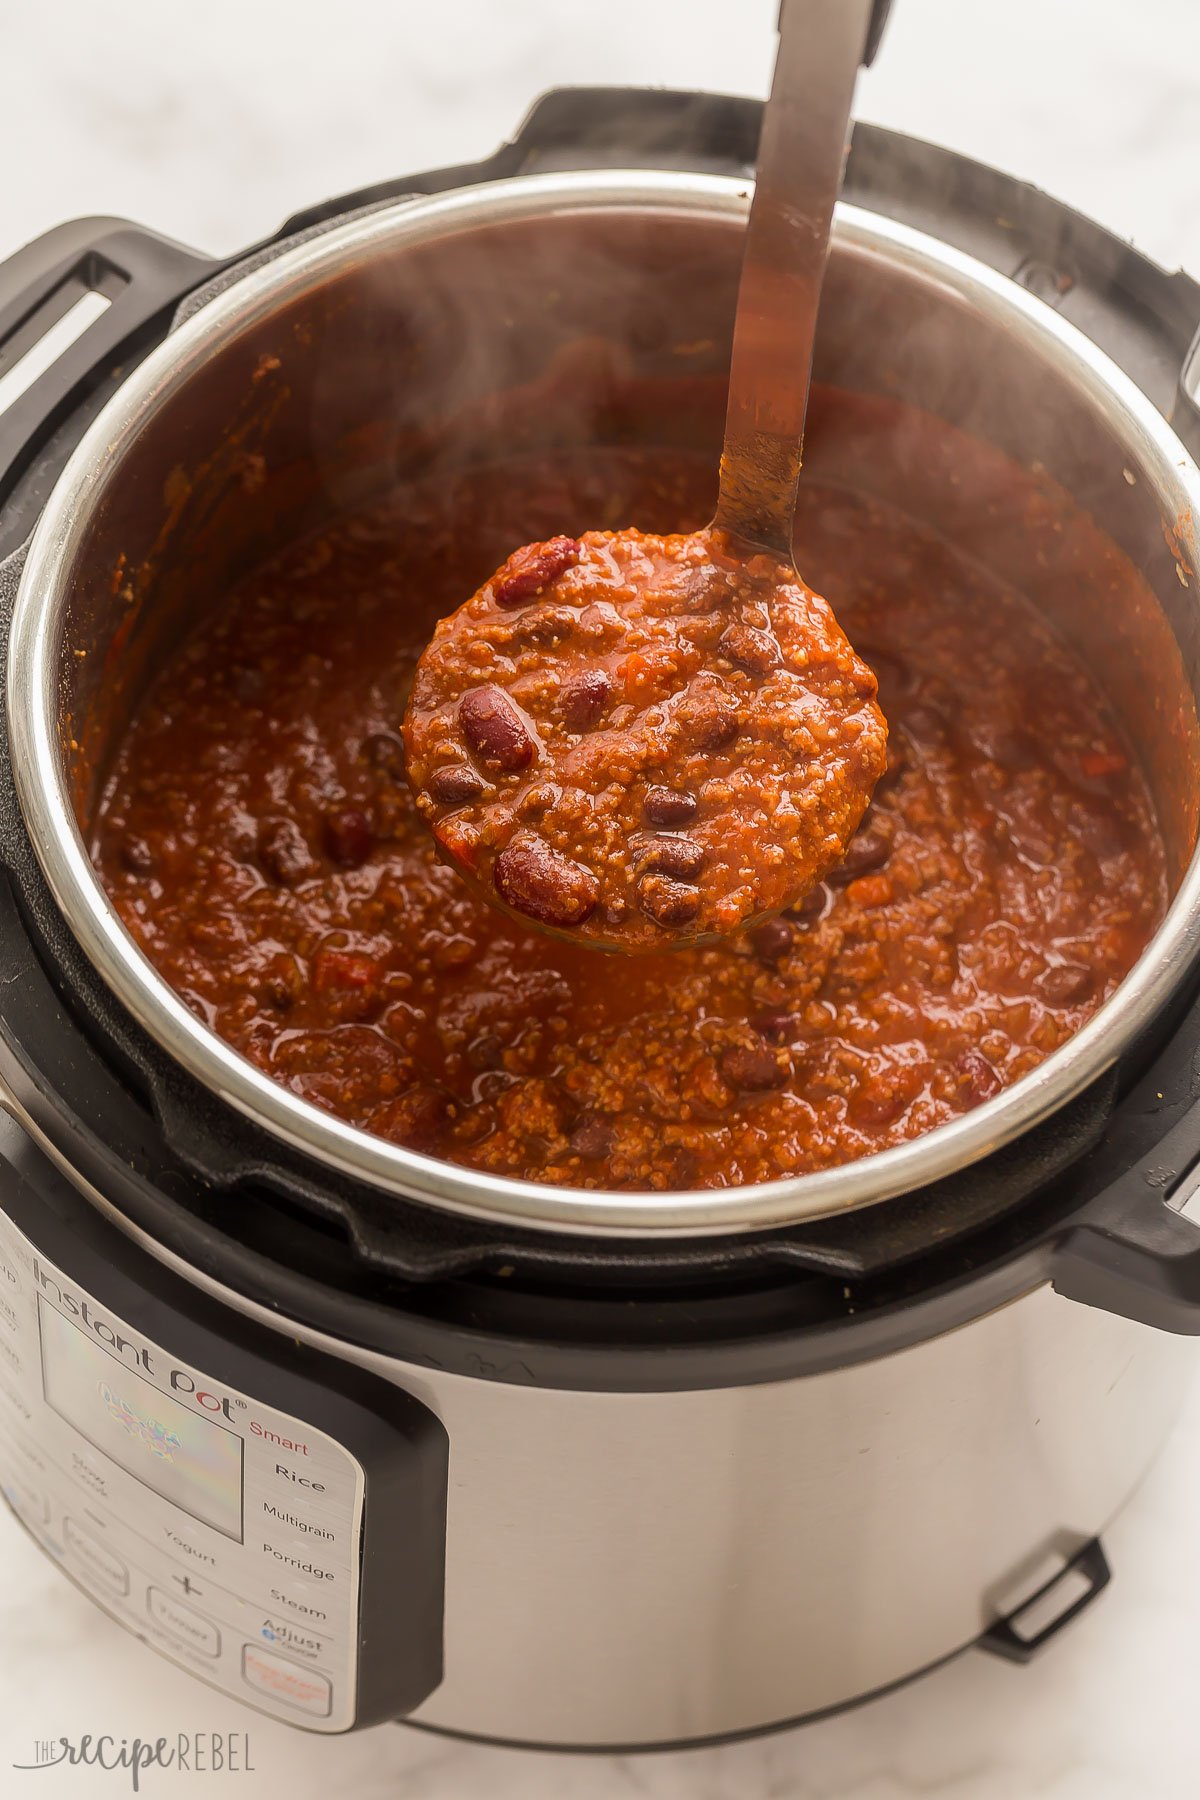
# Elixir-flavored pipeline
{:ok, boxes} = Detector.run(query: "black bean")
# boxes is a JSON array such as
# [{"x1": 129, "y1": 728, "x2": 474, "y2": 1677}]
[
  {"x1": 828, "y1": 828, "x2": 891, "y2": 885},
  {"x1": 459, "y1": 685, "x2": 537, "y2": 772},
  {"x1": 494, "y1": 833, "x2": 599, "y2": 927}
]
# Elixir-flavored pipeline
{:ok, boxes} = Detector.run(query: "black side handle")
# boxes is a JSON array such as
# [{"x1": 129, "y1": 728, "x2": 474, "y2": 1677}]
[
  {"x1": 1051, "y1": 1073, "x2": 1200, "y2": 1332},
  {"x1": 0, "y1": 220, "x2": 220, "y2": 521},
  {"x1": 978, "y1": 1539, "x2": 1111, "y2": 1665}
]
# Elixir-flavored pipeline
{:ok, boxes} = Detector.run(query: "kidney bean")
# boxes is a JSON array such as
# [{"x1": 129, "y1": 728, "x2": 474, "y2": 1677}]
[
  {"x1": 632, "y1": 835, "x2": 706, "y2": 880},
  {"x1": 643, "y1": 786, "x2": 698, "y2": 828},
  {"x1": 1037, "y1": 962, "x2": 1095, "y2": 1005},
  {"x1": 258, "y1": 817, "x2": 315, "y2": 886},
  {"x1": 494, "y1": 833, "x2": 599, "y2": 927},
  {"x1": 719, "y1": 1041, "x2": 788, "y2": 1091},
  {"x1": 561, "y1": 668, "x2": 612, "y2": 732},
  {"x1": 568, "y1": 1113, "x2": 616, "y2": 1161},
  {"x1": 459, "y1": 685, "x2": 537, "y2": 772},
  {"x1": 828, "y1": 827, "x2": 891, "y2": 885},
  {"x1": 954, "y1": 1048, "x2": 1003, "y2": 1105},
  {"x1": 324, "y1": 807, "x2": 374, "y2": 867},
  {"x1": 751, "y1": 1008, "x2": 796, "y2": 1043},
  {"x1": 491, "y1": 536, "x2": 582, "y2": 608},
  {"x1": 428, "y1": 763, "x2": 486, "y2": 806},
  {"x1": 637, "y1": 873, "x2": 702, "y2": 926},
  {"x1": 718, "y1": 622, "x2": 781, "y2": 676},
  {"x1": 749, "y1": 917, "x2": 794, "y2": 962}
]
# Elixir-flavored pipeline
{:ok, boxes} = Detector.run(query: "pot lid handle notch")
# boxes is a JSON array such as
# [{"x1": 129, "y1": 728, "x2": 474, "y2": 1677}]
[{"x1": 1052, "y1": 1098, "x2": 1200, "y2": 1333}]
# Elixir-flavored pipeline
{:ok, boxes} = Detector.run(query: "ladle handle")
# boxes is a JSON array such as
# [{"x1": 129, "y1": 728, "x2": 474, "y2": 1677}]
[{"x1": 713, "y1": 0, "x2": 877, "y2": 559}]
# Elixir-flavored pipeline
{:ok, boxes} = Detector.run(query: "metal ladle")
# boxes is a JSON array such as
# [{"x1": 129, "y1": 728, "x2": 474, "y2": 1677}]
[{"x1": 714, "y1": 0, "x2": 892, "y2": 561}]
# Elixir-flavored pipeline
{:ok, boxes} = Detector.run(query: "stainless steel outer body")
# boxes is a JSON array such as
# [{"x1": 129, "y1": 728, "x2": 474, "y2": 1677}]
[
  {"x1": 56, "y1": 1153, "x2": 1197, "y2": 1748},
  {"x1": 9, "y1": 170, "x2": 1200, "y2": 1241},
  {"x1": 331, "y1": 1288, "x2": 1195, "y2": 1745}
]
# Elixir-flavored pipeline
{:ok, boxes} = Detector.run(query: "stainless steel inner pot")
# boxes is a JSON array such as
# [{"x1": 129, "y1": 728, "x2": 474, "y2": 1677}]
[{"x1": 9, "y1": 170, "x2": 1200, "y2": 1237}]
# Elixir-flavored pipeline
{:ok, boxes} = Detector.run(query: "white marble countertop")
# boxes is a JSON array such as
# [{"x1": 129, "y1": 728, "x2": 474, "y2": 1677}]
[{"x1": 2, "y1": 1, "x2": 1200, "y2": 1794}]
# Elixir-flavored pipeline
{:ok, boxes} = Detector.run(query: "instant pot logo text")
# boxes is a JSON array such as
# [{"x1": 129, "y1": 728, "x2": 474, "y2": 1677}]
[{"x1": 32, "y1": 1263, "x2": 242, "y2": 1421}]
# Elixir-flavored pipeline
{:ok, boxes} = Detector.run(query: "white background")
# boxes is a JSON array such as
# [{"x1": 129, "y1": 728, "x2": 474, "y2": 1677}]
[{"x1": 2, "y1": 1, "x2": 1200, "y2": 1795}]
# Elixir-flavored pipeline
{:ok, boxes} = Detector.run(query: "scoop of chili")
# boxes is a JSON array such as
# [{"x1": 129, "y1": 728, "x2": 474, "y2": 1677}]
[{"x1": 403, "y1": 525, "x2": 887, "y2": 952}]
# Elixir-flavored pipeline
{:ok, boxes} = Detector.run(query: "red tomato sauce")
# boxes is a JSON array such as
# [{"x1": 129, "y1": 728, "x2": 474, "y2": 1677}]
[{"x1": 91, "y1": 440, "x2": 1166, "y2": 1191}]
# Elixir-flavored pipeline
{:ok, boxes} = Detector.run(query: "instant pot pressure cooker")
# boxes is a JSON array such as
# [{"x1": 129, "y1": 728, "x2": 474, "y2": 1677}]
[{"x1": 2, "y1": 89, "x2": 1200, "y2": 1748}]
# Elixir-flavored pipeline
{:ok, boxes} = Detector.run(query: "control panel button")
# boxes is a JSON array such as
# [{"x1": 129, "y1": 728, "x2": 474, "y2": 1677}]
[
  {"x1": 259, "y1": 1538, "x2": 340, "y2": 1588},
  {"x1": 64, "y1": 1518, "x2": 129, "y2": 1596},
  {"x1": 261, "y1": 1581, "x2": 335, "y2": 1627},
  {"x1": 148, "y1": 1587, "x2": 221, "y2": 1657},
  {"x1": 241, "y1": 1643, "x2": 332, "y2": 1717}
]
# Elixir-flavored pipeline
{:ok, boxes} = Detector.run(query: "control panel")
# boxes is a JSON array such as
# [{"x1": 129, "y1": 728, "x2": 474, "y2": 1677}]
[{"x1": 0, "y1": 1141, "x2": 447, "y2": 1731}]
